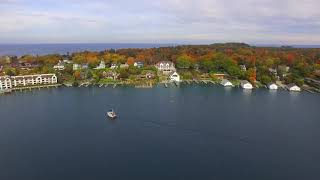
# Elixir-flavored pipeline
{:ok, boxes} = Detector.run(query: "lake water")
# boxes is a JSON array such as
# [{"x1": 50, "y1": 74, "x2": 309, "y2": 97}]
[
  {"x1": 1, "y1": 43, "x2": 319, "y2": 57},
  {"x1": 0, "y1": 43, "x2": 175, "y2": 56},
  {"x1": 0, "y1": 86, "x2": 320, "y2": 180}
]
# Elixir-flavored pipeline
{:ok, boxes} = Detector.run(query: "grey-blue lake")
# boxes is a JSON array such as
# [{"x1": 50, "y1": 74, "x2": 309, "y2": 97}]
[{"x1": 0, "y1": 86, "x2": 319, "y2": 180}]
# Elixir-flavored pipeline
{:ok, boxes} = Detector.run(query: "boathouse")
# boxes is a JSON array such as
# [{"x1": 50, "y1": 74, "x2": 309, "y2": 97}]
[
  {"x1": 268, "y1": 83, "x2": 278, "y2": 90},
  {"x1": 287, "y1": 84, "x2": 301, "y2": 92},
  {"x1": 240, "y1": 80, "x2": 253, "y2": 89},
  {"x1": 169, "y1": 72, "x2": 180, "y2": 82},
  {"x1": 221, "y1": 79, "x2": 233, "y2": 87}
]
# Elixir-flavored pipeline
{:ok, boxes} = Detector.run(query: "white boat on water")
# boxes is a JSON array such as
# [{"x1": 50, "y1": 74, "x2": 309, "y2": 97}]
[{"x1": 107, "y1": 109, "x2": 117, "y2": 119}]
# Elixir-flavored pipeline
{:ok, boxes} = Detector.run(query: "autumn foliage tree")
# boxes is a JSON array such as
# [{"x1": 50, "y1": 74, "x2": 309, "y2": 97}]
[{"x1": 127, "y1": 57, "x2": 135, "y2": 66}]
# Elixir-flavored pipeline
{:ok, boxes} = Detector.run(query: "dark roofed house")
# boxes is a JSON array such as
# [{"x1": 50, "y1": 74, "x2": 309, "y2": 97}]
[{"x1": 287, "y1": 83, "x2": 301, "y2": 92}]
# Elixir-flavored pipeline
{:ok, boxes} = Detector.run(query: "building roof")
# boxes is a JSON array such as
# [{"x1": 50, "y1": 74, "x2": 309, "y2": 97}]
[
  {"x1": 287, "y1": 83, "x2": 298, "y2": 88},
  {"x1": 156, "y1": 61, "x2": 174, "y2": 66},
  {"x1": 170, "y1": 71, "x2": 179, "y2": 76},
  {"x1": 240, "y1": 80, "x2": 250, "y2": 84},
  {"x1": 267, "y1": 82, "x2": 277, "y2": 86},
  {"x1": 0, "y1": 76, "x2": 10, "y2": 81},
  {"x1": 221, "y1": 79, "x2": 231, "y2": 84}
]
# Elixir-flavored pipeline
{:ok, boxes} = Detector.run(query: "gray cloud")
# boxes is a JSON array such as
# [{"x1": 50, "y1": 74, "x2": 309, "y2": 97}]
[{"x1": 0, "y1": 0, "x2": 319, "y2": 44}]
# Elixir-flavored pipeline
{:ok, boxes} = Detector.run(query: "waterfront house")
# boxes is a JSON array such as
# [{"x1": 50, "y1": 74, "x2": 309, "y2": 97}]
[
  {"x1": 120, "y1": 63, "x2": 129, "y2": 69},
  {"x1": 155, "y1": 61, "x2": 176, "y2": 74},
  {"x1": 11, "y1": 74, "x2": 58, "y2": 87},
  {"x1": 240, "y1": 65, "x2": 247, "y2": 71},
  {"x1": 169, "y1": 72, "x2": 180, "y2": 82},
  {"x1": 73, "y1": 64, "x2": 88, "y2": 71},
  {"x1": 73, "y1": 64, "x2": 81, "y2": 71},
  {"x1": 267, "y1": 83, "x2": 278, "y2": 90},
  {"x1": 278, "y1": 65, "x2": 290, "y2": 78},
  {"x1": 53, "y1": 61, "x2": 65, "y2": 71},
  {"x1": 62, "y1": 56, "x2": 73, "y2": 64},
  {"x1": 110, "y1": 63, "x2": 118, "y2": 69},
  {"x1": 82, "y1": 64, "x2": 89, "y2": 70},
  {"x1": 103, "y1": 71, "x2": 119, "y2": 80},
  {"x1": 0, "y1": 74, "x2": 57, "y2": 90},
  {"x1": 0, "y1": 76, "x2": 13, "y2": 90},
  {"x1": 134, "y1": 61, "x2": 144, "y2": 68},
  {"x1": 278, "y1": 65, "x2": 290, "y2": 73},
  {"x1": 287, "y1": 84, "x2": 301, "y2": 92},
  {"x1": 221, "y1": 79, "x2": 233, "y2": 87},
  {"x1": 269, "y1": 68, "x2": 278, "y2": 76},
  {"x1": 94, "y1": 61, "x2": 106, "y2": 70},
  {"x1": 214, "y1": 73, "x2": 228, "y2": 80},
  {"x1": 240, "y1": 80, "x2": 253, "y2": 89}
]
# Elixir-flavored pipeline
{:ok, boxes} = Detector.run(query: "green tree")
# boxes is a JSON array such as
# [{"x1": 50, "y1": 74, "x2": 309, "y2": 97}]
[
  {"x1": 176, "y1": 54, "x2": 193, "y2": 69},
  {"x1": 260, "y1": 75, "x2": 272, "y2": 84}
]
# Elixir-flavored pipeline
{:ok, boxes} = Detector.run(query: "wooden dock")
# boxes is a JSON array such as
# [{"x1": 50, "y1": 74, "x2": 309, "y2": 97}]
[{"x1": 11, "y1": 84, "x2": 61, "y2": 91}]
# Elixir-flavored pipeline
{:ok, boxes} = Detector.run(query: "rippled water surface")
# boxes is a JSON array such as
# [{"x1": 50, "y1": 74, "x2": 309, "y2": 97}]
[{"x1": 0, "y1": 86, "x2": 319, "y2": 180}]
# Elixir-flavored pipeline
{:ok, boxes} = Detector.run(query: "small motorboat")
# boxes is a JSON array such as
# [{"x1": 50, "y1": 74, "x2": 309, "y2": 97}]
[{"x1": 107, "y1": 109, "x2": 117, "y2": 119}]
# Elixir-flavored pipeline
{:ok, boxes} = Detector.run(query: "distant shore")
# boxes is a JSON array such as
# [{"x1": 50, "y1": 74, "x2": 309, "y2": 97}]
[{"x1": 1, "y1": 43, "x2": 320, "y2": 56}]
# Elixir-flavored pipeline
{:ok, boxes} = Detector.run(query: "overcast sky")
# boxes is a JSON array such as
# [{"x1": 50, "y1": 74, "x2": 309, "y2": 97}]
[{"x1": 0, "y1": 0, "x2": 319, "y2": 44}]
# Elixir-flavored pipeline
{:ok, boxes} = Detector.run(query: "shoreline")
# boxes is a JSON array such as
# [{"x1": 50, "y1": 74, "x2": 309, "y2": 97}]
[{"x1": 2, "y1": 81, "x2": 318, "y2": 95}]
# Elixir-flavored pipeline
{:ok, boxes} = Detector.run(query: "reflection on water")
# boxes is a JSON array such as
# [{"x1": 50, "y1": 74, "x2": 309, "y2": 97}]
[
  {"x1": 242, "y1": 89, "x2": 252, "y2": 96},
  {"x1": 0, "y1": 86, "x2": 319, "y2": 180},
  {"x1": 268, "y1": 89, "x2": 278, "y2": 96}
]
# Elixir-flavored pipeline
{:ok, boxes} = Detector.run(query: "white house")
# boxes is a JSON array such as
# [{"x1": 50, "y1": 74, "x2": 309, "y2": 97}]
[
  {"x1": 94, "y1": 61, "x2": 106, "y2": 70},
  {"x1": 169, "y1": 72, "x2": 180, "y2": 82},
  {"x1": 155, "y1": 61, "x2": 176, "y2": 74},
  {"x1": 73, "y1": 64, "x2": 88, "y2": 71},
  {"x1": 102, "y1": 71, "x2": 119, "y2": 80},
  {"x1": 287, "y1": 84, "x2": 301, "y2": 92},
  {"x1": 267, "y1": 83, "x2": 278, "y2": 90},
  {"x1": 0, "y1": 74, "x2": 57, "y2": 90},
  {"x1": 110, "y1": 63, "x2": 119, "y2": 69},
  {"x1": 221, "y1": 79, "x2": 233, "y2": 87},
  {"x1": 53, "y1": 61, "x2": 65, "y2": 71},
  {"x1": 269, "y1": 68, "x2": 278, "y2": 76},
  {"x1": 0, "y1": 76, "x2": 13, "y2": 90},
  {"x1": 134, "y1": 61, "x2": 144, "y2": 68},
  {"x1": 240, "y1": 65, "x2": 247, "y2": 71},
  {"x1": 73, "y1": 64, "x2": 81, "y2": 71},
  {"x1": 120, "y1": 63, "x2": 129, "y2": 69},
  {"x1": 240, "y1": 80, "x2": 253, "y2": 89},
  {"x1": 62, "y1": 58, "x2": 73, "y2": 64}
]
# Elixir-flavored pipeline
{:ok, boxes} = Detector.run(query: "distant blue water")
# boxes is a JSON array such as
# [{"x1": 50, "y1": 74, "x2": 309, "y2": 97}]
[
  {"x1": 0, "y1": 43, "x2": 176, "y2": 56},
  {"x1": 254, "y1": 44, "x2": 320, "y2": 48},
  {"x1": 1, "y1": 43, "x2": 319, "y2": 57},
  {"x1": 0, "y1": 85, "x2": 320, "y2": 180}
]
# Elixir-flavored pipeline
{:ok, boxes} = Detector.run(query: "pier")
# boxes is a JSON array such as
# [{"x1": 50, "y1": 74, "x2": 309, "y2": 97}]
[{"x1": 10, "y1": 84, "x2": 61, "y2": 92}]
